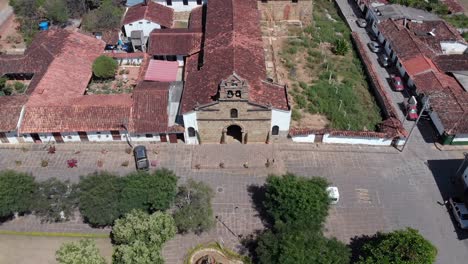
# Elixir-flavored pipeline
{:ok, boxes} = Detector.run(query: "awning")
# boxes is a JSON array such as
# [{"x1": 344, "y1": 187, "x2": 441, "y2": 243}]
[{"x1": 144, "y1": 60, "x2": 179, "y2": 82}]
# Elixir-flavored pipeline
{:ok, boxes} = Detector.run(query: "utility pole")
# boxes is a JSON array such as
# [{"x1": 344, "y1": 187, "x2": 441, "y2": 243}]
[{"x1": 400, "y1": 96, "x2": 430, "y2": 152}]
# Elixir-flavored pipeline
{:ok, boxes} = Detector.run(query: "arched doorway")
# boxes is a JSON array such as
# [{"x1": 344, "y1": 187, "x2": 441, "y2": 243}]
[{"x1": 226, "y1": 125, "x2": 243, "y2": 143}]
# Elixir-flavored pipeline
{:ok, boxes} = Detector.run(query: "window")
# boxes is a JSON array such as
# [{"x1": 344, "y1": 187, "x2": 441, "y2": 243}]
[
  {"x1": 166, "y1": 0, "x2": 172, "y2": 6},
  {"x1": 188, "y1": 127, "x2": 196, "y2": 137},
  {"x1": 166, "y1": 55, "x2": 177, "y2": 61},
  {"x1": 197, "y1": 0, "x2": 202, "y2": 4},
  {"x1": 272, "y1": 125, "x2": 279, "y2": 135},
  {"x1": 129, "y1": 23, "x2": 133, "y2": 26},
  {"x1": 230, "y1": 109, "x2": 238, "y2": 118},
  {"x1": 292, "y1": 0, "x2": 298, "y2": 3},
  {"x1": 183, "y1": 0, "x2": 188, "y2": 5},
  {"x1": 146, "y1": 134, "x2": 153, "y2": 138},
  {"x1": 139, "y1": 21, "x2": 143, "y2": 24}
]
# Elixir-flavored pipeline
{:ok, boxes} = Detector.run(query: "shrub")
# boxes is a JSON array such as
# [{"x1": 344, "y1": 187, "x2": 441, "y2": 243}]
[
  {"x1": 56, "y1": 239, "x2": 106, "y2": 264},
  {"x1": 34, "y1": 178, "x2": 78, "y2": 222},
  {"x1": 0, "y1": 170, "x2": 37, "y2": 218},
  {"x1": 333, "y1": 38, "x2": 349, "y2": 56},
  {"x1": 92, "y1": 55, "x2": 118, "y2": 79},
  {"x1": 291, "y1": 108, "x2": 302, "y2": 121}
]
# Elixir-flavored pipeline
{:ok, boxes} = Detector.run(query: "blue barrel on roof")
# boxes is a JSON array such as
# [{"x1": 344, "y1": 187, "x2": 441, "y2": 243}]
[{"x1": 39, "y1": 21, "x2": 49, "y2": 31}]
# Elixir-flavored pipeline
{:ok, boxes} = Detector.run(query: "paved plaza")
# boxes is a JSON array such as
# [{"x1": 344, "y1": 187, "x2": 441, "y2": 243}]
[{"x1": 0, "y1": 125, "x2": 467, "y2": 263}]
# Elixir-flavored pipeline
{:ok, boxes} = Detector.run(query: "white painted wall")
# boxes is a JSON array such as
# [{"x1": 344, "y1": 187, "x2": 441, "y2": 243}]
[
  {"x1": 87, "y1": 131, "x2": 114, "y2": 142},
  {"x1": 129, "y1": 133, "x2": 162, "y2": 142},
  {"x1": 155, "y1": 0, "x2": 205, "y2": 12},
  {"x1": 291, "y1": 134, "x2": 315, "y2": 143},
  {"x1": 271, "y1": 109, "x2": 291, "y2": 132},
  {"x1": 61, "y1": 132, "x2": 81, "y2": 143},
  {"x1": 453, "y1": 136, "x2": 468, "y2": 143},
  {"x1": 0, "y1": 131, "x2": 19, "y2": 144},
  {"x1": 124, "y1": 19, "x2": 161, "y2": 37},
  {"x1": 183, "y1": 111, "x2": 199, "y2": 144},
  {"x1": 117, "y1": 58, "x2": 144, "y2": 65},
  {"x1": 22, "y1": 134, "x2": 34, "y2": 143},
  {"x1": 39, "y1": 133, "x2": 55, "y2": 143},
  {"x1": 441, "y1": 42, "x2": 468, "y2": 54},
  {"x1": 322, "y1": 133, "x2": 393, "y2": 146}
]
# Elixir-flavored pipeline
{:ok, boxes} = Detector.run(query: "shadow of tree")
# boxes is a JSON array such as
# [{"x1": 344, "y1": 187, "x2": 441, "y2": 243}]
[
  {"x1": 348, "y1": 234, "x2": 379, "y2": 263},
  {"x1": 247, "y1": 185, "x2": 273, "y2": 229}
]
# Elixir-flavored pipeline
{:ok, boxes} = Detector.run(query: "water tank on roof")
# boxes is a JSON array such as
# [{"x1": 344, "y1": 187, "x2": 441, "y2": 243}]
[{"x1": 39, "y1": 21, "x2": 49, "y2": 31}]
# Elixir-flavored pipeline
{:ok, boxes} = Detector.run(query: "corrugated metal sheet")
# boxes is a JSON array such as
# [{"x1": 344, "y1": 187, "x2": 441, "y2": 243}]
[{"x1": 144, "y1": 59, "x2": 179, "y2": 82}]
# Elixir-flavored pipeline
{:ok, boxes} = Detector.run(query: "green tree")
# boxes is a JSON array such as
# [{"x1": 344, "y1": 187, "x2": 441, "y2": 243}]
[
  {"x1": 264, "y1": 173, "x2": 330, "y2": 229},
  {"x1": 112, "y1": 209, "x2": 176, "y2": 247},
  {"x1": 256, "y1": 224, "x2": 350, "y2": 264},
  {"x1": 173, "y1": 179, "x2": 214, "y2": 234},
  {"x1": 119, "y1": 169, "x2": 178, "y2": 215},
  {"x1": 82, "y1": 0, "x2": 124, "y2": 32},
  {"x1": 45, "y1": 0, "x2": 69, "y2": 24},
  {"x1": 356, "y1": 228, "x2": 437, "y2": 264},
  {"x1": 92, "y1": 55, "x2": 118, "y2": 79},
  {"x1": 113, "y1": 240, "x2": 164, "y2": 264},
  {"x1": 34, "y1": 178, "x2": 78, "y2": 222},
  {"x1": 333, "y1": 38, "x2": 349, "y2": 56},
  {"x1": 78, "y1": 172, "x2": 122, "y2": 226},
  {"x1": 56, "y1": 239, "x2": 106, "y2": 264},
  {"x1": 0, "y1": 170, "x2": 37, "y2": 218}
]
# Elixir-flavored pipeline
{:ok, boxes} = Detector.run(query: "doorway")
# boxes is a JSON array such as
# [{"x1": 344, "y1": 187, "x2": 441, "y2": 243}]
[
  {"x1": 226, "y1": 125, "x2": 243, "y2": 143},
  {"x1": 31, "y1": 133, "x2": 41, "y2": 143},
  {"x1": 52, "y1": 132, "x2": 64, "y2": 143}
]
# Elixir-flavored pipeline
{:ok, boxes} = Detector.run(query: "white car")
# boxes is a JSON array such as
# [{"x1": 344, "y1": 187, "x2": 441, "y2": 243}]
[
  {"x1": 448, "y1": 197, "x2": 468, "y2": 229},
  {"x1": 327, "y1": 186, "x2": 340, "y2": 205}
]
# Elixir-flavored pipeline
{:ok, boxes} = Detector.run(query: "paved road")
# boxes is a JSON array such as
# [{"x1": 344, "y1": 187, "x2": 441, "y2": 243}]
[{"x1": 0, "y1": 142, "x2": 466, "y2": 263}]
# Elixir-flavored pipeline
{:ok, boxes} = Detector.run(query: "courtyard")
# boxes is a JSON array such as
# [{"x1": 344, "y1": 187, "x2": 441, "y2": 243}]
[{"x1": 0, "y1": 124, "x2": 467, "y2": 263}]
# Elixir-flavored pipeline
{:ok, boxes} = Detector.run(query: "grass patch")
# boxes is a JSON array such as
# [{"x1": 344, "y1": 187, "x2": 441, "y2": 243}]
[
  {"x1": 0, "y1": 230, "x2": 109, "y2": 238},
  {"x1": 281, "y1": 0, "x2": 381, "y2": 131}
]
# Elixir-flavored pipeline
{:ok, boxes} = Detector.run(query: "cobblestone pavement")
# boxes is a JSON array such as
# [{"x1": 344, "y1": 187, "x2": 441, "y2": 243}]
[{"x1": 0, "y1": 139, "x2": 467, "y2": 263}]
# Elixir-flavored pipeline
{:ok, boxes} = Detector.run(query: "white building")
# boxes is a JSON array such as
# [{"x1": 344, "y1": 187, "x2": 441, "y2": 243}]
[
  {"x1": 122, "y1": 1, "x2": 174, "y2": 38},
  {"x1": 155, "y1": 0, "x2": 206, "y2": 12}
]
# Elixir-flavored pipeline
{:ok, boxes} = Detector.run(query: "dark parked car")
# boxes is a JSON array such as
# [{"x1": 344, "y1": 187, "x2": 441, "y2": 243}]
[
  {"x1": 378, "y1": 53, "x2": 390, "y2": 67},
  {"x1": 133, "y1": 145, "x2": 149, "y2": 170},
  {"x1": 357, "y1": 18, "x2": 367, "y2": 28}
]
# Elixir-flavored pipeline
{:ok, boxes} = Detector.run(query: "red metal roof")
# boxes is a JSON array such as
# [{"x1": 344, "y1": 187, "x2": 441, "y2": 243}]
[
  {"x1": 144, "y1": 60, "x2": 179, "y2": 82},
  {"x1": 123, "y1": 1, "x2": 174, "y2": 28}
]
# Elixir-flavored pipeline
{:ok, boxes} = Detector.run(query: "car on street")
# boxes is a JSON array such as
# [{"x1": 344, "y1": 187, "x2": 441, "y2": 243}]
[
  {"x1": 378, "y1": 53, "x2": 390, "y2": 67},
  {"x1": 327, "y1": 186, "x2": 340, "y2": 205},
  {"x1": 406, "y1": 103, "x2": 418, "y2": 121},
  {"x1": 448, "y1": 197, "x2": 468, "y2": 229},
  {"x1": 133, "y1": 145, "x2": 149, "y2": 170},
  {"x1": 367, "y1": 41, "x2": 380, "y2": 52},
  {"x1": 390, "y1": 75, "x2": 404, "y2": 91},
  {"x1": 357, "y1": 18, "x2": 367, "y2": 28}
]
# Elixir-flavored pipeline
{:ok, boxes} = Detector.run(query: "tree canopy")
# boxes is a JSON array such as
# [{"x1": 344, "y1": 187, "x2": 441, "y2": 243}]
[
  {"x1": 34, "y1": 178, "x2": 78, "y2": 222},
  {"x1": 92, "y1": 55, "x2": 118, "y2": 79},
  {"x1": 56, "y1": 239, "x2": 106, "y2": 264},
  {"x1": 78, "y1": 172, "x2": 123, "y2": 226},
  {"x1": 264, "y1": 173, "x2": 330, "y2": 230},
  {"x1": 173, "y1": 179, "x2": 214, "y2": 234},
  {"x1": 82, "y1": 0, "x2": 124, "y2": 32},
  {"x1": 112, "y1": 210, "x2": 176, "y2": 264},
  {"x1": 256, "y1": 224, "x2": 350, "y2": 264},
  {"x1": 356, "y1": 228, "x2": 437, "y2": 264},
  {"x1": 119, "y1": 169, "x2": 178, "y2": 216},
  {"x1": 0, "y1": 170, "x2": 37, "y2": 218}
]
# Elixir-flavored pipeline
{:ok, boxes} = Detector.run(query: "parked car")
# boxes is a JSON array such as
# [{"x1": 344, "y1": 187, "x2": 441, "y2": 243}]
[
  {"x1": 367, "y1": 41, "x2": 380, "y2": 52},
  {"x1": 448, "y1": 197, "x2": 468, "y2": 229},
  {"x1": 378, "y1": 53, "x2": 390, "y2": 67},
  {"x1": 406, "y1": 104, "x2": 418, "y2": 121},
  {"x1": 390, "y1": 75, "x2": 404, "y2": 91},
  {"x1": 357, "y1": 18, "x2": 367, "y2": 28},
  {"x1": 326, "y1": 186, "x2": 340, "y2": 205},
  {"x1": 133, "y1": 145, "x2": 149, "y2": 170}
]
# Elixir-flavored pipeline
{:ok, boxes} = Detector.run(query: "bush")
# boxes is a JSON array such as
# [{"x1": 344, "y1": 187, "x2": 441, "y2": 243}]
[
  {"x1": 34, "y1": 178, "x2": 78, "y2": 222},
  {"x1": 333, "y1": 38, "x2": 349, "y2": 56},
  {"x1": 264, "y1": 173, "x2": 329, "y2": 230},
  {"x1": 173, "y1": 179, "x2": 214, "y2": 234},
  {"x1": 92, "y1": 55, "x2": 118, "y2": 79},
  {"x1": 78, "y1": 172, "x2": 123, "y2": 226},
  {"x1": 356, "y1": 228, "x2": 437, "y2": 264},
  {"x1": 56, "y1": 239, "x2": 106, "y2": 264},
  {"x1": 82, "y1": 0, "x2": 124, "y2": 32},
  {"x1": 45, "y1": 0, "x2": 69, "y2": 24},
  {"x1": 291, "y1": 108, "x2": 302, "y2": 121},
  {"x1": 119, "y1": 169, "x2": 178, "y2": 216},
  {"x1": 0, "y1": 170, "x2": 37, "y2": 218}
]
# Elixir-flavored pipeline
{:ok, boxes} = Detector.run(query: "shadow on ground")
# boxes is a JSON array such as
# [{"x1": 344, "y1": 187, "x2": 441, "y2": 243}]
[{"x1": 427, "y1": 158, "x2": 468, "y2": 240}]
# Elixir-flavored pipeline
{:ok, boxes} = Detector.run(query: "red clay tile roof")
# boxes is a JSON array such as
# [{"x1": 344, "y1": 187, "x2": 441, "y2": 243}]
[
  {"x1": 181, "y1": 0, "x2": 289, "y2": 113},
  {"x1": 130, "y1": 81, "x2": 180, "y2": 133},
  {"x1": 148, "y1": 29, "x2": 202, "y2": 55},
  {"x1": 434, "y1": 54, "x2": 468, "y2": 72},
  {"x1": 123, "y1": 1, "x2": 174, "y2": 28},
  {"x1": 0, "y1": 96, "x2": 27, "y2": 131},
  {"x1": 20, "y1": 95, "x2": 133, "y2": 133},
  {"x1": 189, "y1": 6, "x2": 204, "y2": 29},
  {"x1": 402, "y1": 55, "x2": 439, "y2": 76}
]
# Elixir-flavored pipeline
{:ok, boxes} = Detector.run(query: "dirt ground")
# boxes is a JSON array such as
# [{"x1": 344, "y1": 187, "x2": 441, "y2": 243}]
[
  {"x1": 458, "y1": 0, "x2": 468, "y2": 14},
  {"x1": 0, "y1": 235, "x2": 113, "y2": 264},
  {"x1": 261, "y1": 19, "x2": 330, "y2": 130},
  {"x1": 0, "y1": 13, "x2": 26, "y2": 54}
]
